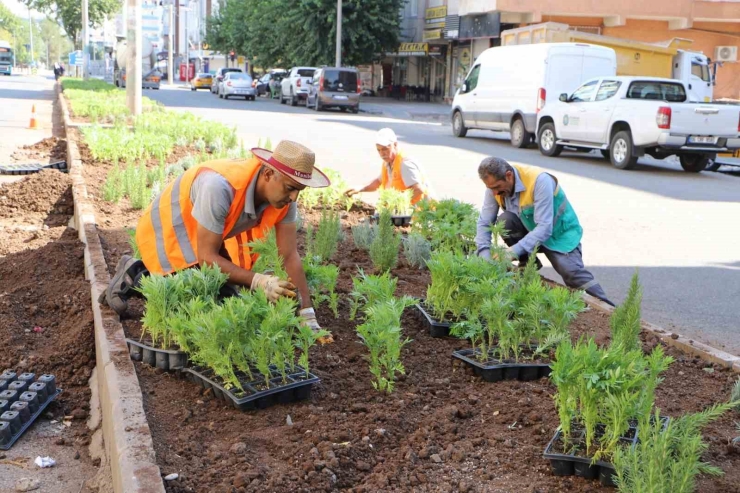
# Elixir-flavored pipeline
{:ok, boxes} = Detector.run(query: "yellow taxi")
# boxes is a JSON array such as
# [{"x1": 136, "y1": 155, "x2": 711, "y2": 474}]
[{"x1": 191, "y1": 73, "x2": 213, "y2": 91}]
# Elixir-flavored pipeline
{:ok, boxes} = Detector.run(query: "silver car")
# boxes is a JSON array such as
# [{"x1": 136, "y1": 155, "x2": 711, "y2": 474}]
[{"x1": 219, "y1": 72, "x2": 256, "y2": 100}]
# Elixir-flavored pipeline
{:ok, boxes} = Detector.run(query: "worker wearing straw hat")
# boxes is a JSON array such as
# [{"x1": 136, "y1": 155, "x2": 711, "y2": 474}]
[{"x1": 100, "y1": 140, "x2": 334, "y2": 343}]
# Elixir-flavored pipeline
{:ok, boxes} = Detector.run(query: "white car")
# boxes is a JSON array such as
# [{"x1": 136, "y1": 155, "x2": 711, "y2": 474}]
[
  {"x1": 280, "y1": 67, "x2": 316, "y2": 106},
  {"x1": 451, "y1": 43, "x2": 616, "y2": 147},
  {"x1": 219, "y1": 72, "x2": 256, "y2": 100},
  {"x1": 536, "y1": 76, "x2": 740, "y2": 172}
]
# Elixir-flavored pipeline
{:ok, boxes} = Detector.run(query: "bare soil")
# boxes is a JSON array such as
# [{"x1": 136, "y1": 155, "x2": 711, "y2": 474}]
[
  {"x1": 11, "y1": 136, "x2": 67, "y2": 164},
  {"x1": 79, "y1": 154, "x2": 740, "y2": 493},
  {"x1": 0, "y1": 152, "x2": 96, "y2": 465}
]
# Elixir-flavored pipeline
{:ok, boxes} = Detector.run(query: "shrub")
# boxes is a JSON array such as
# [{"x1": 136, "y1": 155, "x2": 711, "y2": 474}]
[
  {"x1": 351, "y1": 221, "x2": 377, "y2": 250},
  {"x1": 403, "y1": 233, "x2": 431, "y2": 269},
  {"x1": 610, "y1": 271, "x2": 643, "y2": 352},
  {"x1": 305, "y1": 209, "x2": 342, "y2": 263},
  {"x1": 369, "y1": 210, "x2": 400, "y2": 273}
]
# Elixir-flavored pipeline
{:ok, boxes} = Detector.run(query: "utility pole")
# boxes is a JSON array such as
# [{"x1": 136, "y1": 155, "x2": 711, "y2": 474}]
[
  {"x1": 168, "y1": 2, "x2": 173, "y2": 85},
  {"x1": 28, "y1": 7, "x2": 34, "y2": 66},
  {"x1": 126, "y1": 0, "x2": 142, "y2": 115},
  {"x1": 335, "y1": 0, "x2": 342, "y2": 67},
  {"x1": 185, "y1": 6, "x2": 189, "y2": 84},
  {"x1": 81, "y1": 0, "x2": 88, "y2": 78}
]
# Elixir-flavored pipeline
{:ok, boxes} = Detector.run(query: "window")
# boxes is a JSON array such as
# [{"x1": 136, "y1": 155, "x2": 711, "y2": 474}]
[
  {"x1": 627, "y1": 81, "x2": 687, "y2": 102},
  {"x1": 462, "y1": 65, "x2": 480, "y2": 94},
  {"x1": 595, "y1": 80, "x2": 621, "y2": 101},
  {"x1": 691, "y1": 62, "x2": 711, "y2": 83},
  {"x1": 322, "y1": 70, "x2": 358, "y2": 92},
  {"x1": 569, "y1": 80, "x2": 599, "y2": 102},
  {"x1": 297, "y1": 68, "x2": 315, "y2": 77}
]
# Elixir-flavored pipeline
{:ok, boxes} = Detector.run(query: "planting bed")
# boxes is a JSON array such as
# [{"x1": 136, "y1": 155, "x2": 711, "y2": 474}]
[
  {"x1": 0, "y1": 156, "x2": 97, "y2": 463},
  {"x1": 80, "y1": 148, "x2": 740, "y2": 492}
]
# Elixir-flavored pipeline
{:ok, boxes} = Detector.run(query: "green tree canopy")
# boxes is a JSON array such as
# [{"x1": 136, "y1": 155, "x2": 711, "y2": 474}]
[
  {"x1": 21, "y1": 0, "x2": 120, "y2": 44},
  {"x1": 206, "y1": 0, "x2": 402, "y2": 69}
]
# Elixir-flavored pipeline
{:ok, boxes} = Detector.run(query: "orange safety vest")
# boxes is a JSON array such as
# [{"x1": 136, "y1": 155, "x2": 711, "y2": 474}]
[
  {"x1": 135, "y1": 158, "x2": 289, "y2": 275},
  {"x1": 379, "y1": 151, "x2": 429, "y2": 205}
]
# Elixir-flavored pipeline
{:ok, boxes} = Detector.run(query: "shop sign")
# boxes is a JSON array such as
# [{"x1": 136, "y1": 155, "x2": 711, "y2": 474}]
[
  {"x1": 423, "y1": 29, "x2": 443, "y2": 41},
  {"x1": 429, "y1": 45, "x2": 446, "y2": 57},
  {"x1": 425, "y1": 6, "x2": 447, "y2": 29},
  {"x1": 387, "y1": 42, "x2": 429, "y2": 57}
]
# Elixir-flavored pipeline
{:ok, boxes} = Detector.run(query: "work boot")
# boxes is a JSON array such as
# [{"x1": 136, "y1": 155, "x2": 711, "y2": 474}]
[{"x1": 98, "y1": 255, "x2": 147, "y2": 316}]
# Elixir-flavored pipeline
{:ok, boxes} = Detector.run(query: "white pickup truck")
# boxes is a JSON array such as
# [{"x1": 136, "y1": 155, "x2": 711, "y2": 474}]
[
  {"x1": 280, "y1": 67, "x2": 316, "y2": 106},
  {"x1": 536, "y1": 76, "x2": 740, "y2": 172}
]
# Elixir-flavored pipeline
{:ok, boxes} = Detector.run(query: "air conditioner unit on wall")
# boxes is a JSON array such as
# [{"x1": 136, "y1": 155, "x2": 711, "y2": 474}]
[{"x1": 714, "y1": 46, "x2": 738, "y2": 62}]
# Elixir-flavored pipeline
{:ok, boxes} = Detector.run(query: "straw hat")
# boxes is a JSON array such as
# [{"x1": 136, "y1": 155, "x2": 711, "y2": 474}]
[{"x1": 252, "y1": 140, "x2": 330, "y2": 188}]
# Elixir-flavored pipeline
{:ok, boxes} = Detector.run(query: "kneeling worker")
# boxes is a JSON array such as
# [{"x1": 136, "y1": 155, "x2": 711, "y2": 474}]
[
  {"x1": 475, "y1": 157, "x2": 612, "y2": 305},
  {"x1": 100, "y1": 140, "x2": 334, "y2": 341},
  {"x1": 344, "y1": 128, "x2": 432, "y2": 205}
]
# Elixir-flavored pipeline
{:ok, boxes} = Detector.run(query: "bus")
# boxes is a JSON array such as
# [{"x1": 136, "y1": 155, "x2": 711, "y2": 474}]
[{"x1": 0, "y1": 41, "x2": 13, "y2": 75}]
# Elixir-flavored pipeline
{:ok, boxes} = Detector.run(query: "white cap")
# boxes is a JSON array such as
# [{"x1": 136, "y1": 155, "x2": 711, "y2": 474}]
[{"x1": 375, "y1": 128, "x2": 398, "y2": 147}]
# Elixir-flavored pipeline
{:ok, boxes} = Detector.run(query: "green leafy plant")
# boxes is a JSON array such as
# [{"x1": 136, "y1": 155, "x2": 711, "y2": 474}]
[
  {"x1": 613, "y1": 401, "x2": 740, "y2": 493},
  {"x1": 403, "y1": 233, "x2": 431, "y2": 269},
  {"x1": 299, "y1": 168, "x2": 356, "y2": 210},
  {"x1": 295, "y1": 324, "x2": 331, "y2": 378},
  {"x1": 377, "y1": 188, "x2": 412, "y2": 216},
  {"x1": 369, "y1": 210, "x2": 401, "y2": 273},
  {"x1": 250, "y1": 229, "x2": 288, "y2": 279},
  {"x1": 351, "y1": 221, "x2": 377, "y2": 251},
  {"x1": 412, "y1": 198, "x2": 479, "y2": 254},
  {"x1": 102, "y1": 163, "x2": 124, "y2": 202},
  {"x1": 610, "y1": 271, "x2": 643, "y2": 352},
  {"x1": 305, "y1": 209, "x2": 341, "y2": 263},
  {"x1": 303, "y1": 258, "x2": 340, "y2": 318},
  {"x1": 349, "y1": 269, "x2": 398, "y2": 320}
]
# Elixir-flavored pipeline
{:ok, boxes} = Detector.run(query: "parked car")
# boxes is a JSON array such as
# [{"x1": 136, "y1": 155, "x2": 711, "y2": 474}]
[
  {"x1": 451, "y1": 43, "x2": 617, "y2": 147},
  {"x1": 280, "y1": 67, "x2": 316, "y2": 106},
  {"x1": 306, "y1": 67, "x2": 361, "y2": 113},
  {"x1": 536, "y1": 76, "x2": 740, "y2": 172},
  {"x1": 219, "y1": 72, "x2": 256, "y2": 100},
  {"x1": 191, "y1": 73, "x2": 213, "y2": 91},
  {"x1": 256, "y1": 71, "x2": 287, "y2": 97},
  {"x1": 211, "y1": 67, "x2": 243, "y2": 94}
]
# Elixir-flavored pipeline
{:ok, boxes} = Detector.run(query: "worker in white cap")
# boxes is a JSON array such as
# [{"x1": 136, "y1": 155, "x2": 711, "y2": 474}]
[{"x1": 344, "y1": 128, "x2": 432, "y2": 205}]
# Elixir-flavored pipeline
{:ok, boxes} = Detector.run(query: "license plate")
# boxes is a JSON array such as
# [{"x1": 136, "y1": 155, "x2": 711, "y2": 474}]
[
  {"x1": 688, "y1": 135, "x2": 717, "y2": 144},
  {"x1": 333, "y1": 95, "x2": 348, "y2": 100}
]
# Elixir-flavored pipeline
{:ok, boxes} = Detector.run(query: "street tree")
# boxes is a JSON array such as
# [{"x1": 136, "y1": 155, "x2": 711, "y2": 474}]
[
  {"x1": 21, "y1": 0, "x2": 120, "y2": 45},
  {"x1": 206, "y1": 0, "x2": 402, "y2": 69}
]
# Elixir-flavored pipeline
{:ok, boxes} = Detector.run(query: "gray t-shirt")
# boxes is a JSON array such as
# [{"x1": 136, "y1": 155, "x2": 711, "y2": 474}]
[
  {"x1": 190, "y1": 169, "x2": 297, "y2": 239},
  {"x1": 380, "y1": 156, "x2": 425, "y2": 188}
]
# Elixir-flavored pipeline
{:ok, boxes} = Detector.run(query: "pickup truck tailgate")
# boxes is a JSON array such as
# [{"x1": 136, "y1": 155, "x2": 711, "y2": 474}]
[{"x1": 670, "y1": 104, "x2": 739, "y2": 138}]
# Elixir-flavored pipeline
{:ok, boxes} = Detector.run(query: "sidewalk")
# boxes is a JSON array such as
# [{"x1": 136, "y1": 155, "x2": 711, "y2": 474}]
[{"x1": 360, "y1": 97, "x2": 451, "y2": 123}]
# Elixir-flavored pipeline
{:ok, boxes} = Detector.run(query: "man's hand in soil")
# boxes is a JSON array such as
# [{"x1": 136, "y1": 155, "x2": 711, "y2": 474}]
[
  {"x1": 250, "y1": 273, "x2": 296, "y2": 302},
  {"x1": 344, "y1": 188, "x2": 360, "y2": 198},
  {"x1": 299, "y1": 307, "x2": 334, "y2": 344}
]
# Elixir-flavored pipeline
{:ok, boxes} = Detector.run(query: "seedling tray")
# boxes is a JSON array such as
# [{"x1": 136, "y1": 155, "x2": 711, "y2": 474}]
[
  {"x1": 370, "y1": 213, "x2": 412, "y2": 227},
  {"x1": 0, "y1": 161, "x2": 67, "y2": 175},
  {"x1": 126, "y1": 338, "x2": 188, "y2": 371},
  {"x1": 542, "y1": 417, "x2": 669, "y2": 487},
  {"x1": 183, "y1": 364, "x2": 319, "y2": 412},
  {"x1": 0, "y1": 371, "x2": 62, "y2": 450},
  {"x1": 452, "y1": 348, "x2": 551, "y2": 382},
  {"x1": 415, "y1": 301, "x2": 451, "y2": 337}
]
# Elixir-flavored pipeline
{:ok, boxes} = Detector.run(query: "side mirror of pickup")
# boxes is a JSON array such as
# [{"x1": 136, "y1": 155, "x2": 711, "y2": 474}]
[{"x1": 559, "y1": 93, "x2": 568, "y2": 103}]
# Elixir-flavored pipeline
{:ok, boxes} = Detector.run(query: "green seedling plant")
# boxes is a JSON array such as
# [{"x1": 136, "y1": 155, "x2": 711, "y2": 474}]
[
  {"x1": 250, "y1": 229, "x2": 288, "y2": 279},
  {"x1": 403, "y1": 233, "x2": 431, "y2": 269},
  {"x1": 351, "y1": 221, "x2": 377, "y2": 250},
  {"x1": 349, "y1": 269, "x2": 398, "y2": 320},
  {"x1": 303, "y1": 258, "x2": 340, "y2": 317},
  {"x1": 377, "y1": 188, "x2": 413, "y2": 216},
  {"x1": 138, "y1": 273, "x2": 184, "y2": 349},
  {"x1": 412, "y1": 198, "x2": 479, "y2": 254},
  {"x1": 305, "y1": 209, "x2": 342, "y2": 263},
  {"x1": 610, "y1": 271, "x2": 643, "y2": 352},
  {"x1": 261, "y1": 296, "x2": 302, "y2": 383},
  {"x1": 296, "y1": 324, "x2": 331, "y2": 378},
  {"x1": 613, "y1": 400, "x2": 740, "y2": 493},
  {"x1": 369, "y1": 210, "x2": 401, "y2": 273}
]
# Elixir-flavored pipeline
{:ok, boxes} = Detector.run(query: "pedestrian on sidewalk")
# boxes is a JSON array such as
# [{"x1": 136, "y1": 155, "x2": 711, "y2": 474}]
[
  {"x1": 99, "y1": 140, "x2": 334, "y2": 343},
  {"x1": 344, "y1": 128, "x2": 433, "y2": 205},
  {"x1": 474, "y1": 157, "x2": 613, "y2": 305}
]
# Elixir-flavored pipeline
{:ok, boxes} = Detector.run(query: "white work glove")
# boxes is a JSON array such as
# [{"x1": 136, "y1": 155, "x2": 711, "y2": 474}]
[
  {"x1": 299, "y1": 307, "x2": 334, "y2": 344},
  {"x1": 250, "y1": 273, "x2": 296, "y2": 302}
]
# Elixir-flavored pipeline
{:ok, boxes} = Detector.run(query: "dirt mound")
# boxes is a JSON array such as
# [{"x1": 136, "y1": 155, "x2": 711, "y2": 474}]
[
  {"x1": 11, "y1": 136, "x2": 67, "y2": 163},
  {"x1": 0, "y1": 169, "x2": 73, "y2": 220}
]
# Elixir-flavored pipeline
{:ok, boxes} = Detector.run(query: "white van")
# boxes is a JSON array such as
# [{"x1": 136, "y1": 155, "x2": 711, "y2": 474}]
[{"x1": 451, "y1": 43, "x2": 617, "y2": 147}]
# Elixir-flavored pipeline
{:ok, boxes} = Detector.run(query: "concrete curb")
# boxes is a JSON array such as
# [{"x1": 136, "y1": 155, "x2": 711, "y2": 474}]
[
  {"x1": 58, "y1": 83, "x2": 167, "y2": 493},
  {"x1": 569, "y1": 279, "x2": 740, "y2": 373}
]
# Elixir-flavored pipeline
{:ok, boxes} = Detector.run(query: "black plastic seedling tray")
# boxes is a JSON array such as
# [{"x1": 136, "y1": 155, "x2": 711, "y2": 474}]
[
  {"x1": 0, "y1": 371, "x2": 62, "y2": 450},
  {"x1": 183, "y1": 365, "x2": 319, "y2": 412},
  {"x1": 415, "y1": 301, "x2": 451, "y2": 337},
  {"x1": 452, "y1": 348, "x2": 552, "y2": 382},
  {"x1": 0, "y1": 161, "x2": 67, "y2": 175},
  {"x1": 126, "y1": 338, "x2": 188, "y2": 371},
  {"x1": 370, "y1": 213, "x2": 412, "y2": 227}
]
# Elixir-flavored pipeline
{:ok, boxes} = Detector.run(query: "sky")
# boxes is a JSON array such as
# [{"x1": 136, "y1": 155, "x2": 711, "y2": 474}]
[{"x1": 1, "y1": 0, "x2": 45, "y2": 19}]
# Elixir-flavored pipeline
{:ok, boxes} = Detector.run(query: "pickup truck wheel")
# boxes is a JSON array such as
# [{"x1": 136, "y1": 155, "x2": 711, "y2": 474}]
[
  {"x1": 679, "y1": 154, "x2": 710, "y2": 173},
  {"x1": 452, "y1": 111, "x2": 468, "y2": 138},
  {"x1": 610, "y1": 131, "x2": 638, "y2": 170},
  {"x1": 510, "y1": 118, "x2": 531, "y2": 148},
  {"x1": 279, "y1": 90, "x2": 286, "y2": 104},
  {"x1": 538, "y1": 123, "x2": 563, "y2": 157}
]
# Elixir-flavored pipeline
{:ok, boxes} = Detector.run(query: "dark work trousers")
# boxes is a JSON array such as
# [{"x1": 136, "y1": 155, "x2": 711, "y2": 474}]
[{"x1": 497, "y1": 211, "x2": 613, "y2": 305}]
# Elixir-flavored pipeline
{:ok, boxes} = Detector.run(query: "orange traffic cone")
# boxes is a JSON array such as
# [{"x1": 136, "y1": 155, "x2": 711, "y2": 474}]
[{"x1": 29, "y1": 104, "x2": 38, "y2": 129}]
